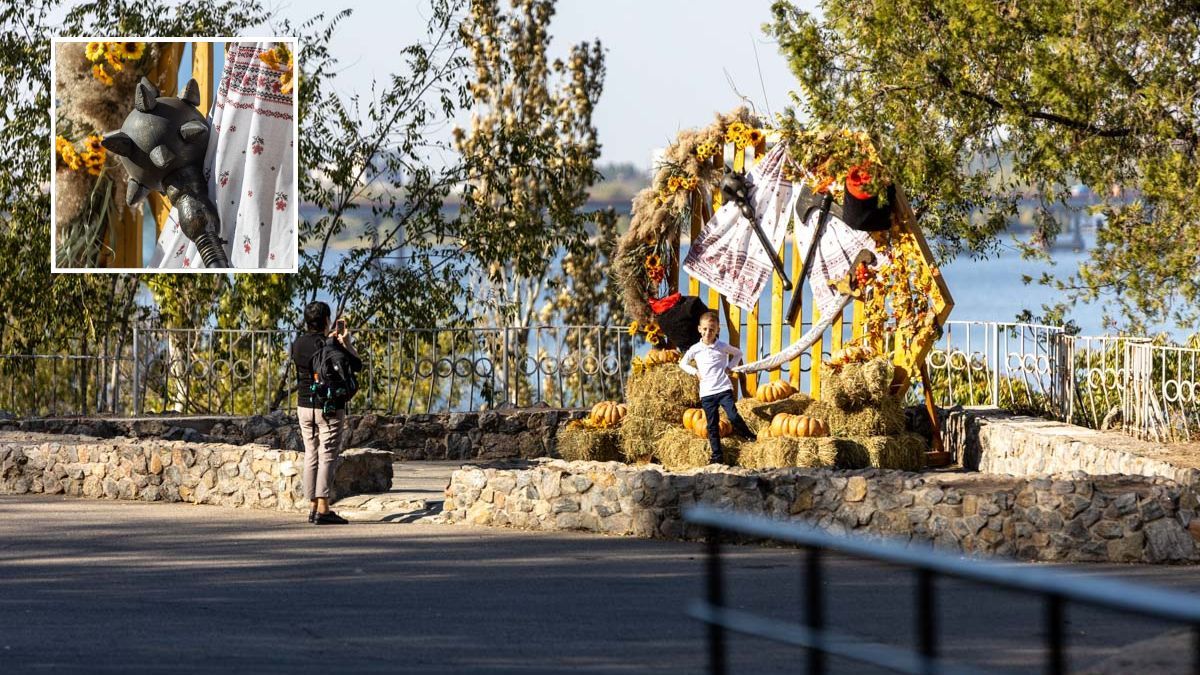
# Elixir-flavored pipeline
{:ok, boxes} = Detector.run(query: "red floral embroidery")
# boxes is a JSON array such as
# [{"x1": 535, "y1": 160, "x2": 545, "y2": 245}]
[
  {"x1": 242, "y1": 235, "x2": 252, "y2": 254},
  {"x1": 183, "y1": 257, "x2": 191, "y2": 267},
  {"x1": 251, "y1": 136, "x2": 265, "y2": 155},
  {"x1": 219, "y1": 170, "x2": 230, "y2": 187},
  {"x1": 269, "y1": 253, "x2": 276, "y2": 261},
  {"x1": 274, "y1": 191, "x2": 288, "y2": 211}
]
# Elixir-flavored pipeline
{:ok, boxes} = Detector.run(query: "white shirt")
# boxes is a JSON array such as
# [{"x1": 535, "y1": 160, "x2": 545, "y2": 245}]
[{"x1": 679, "y1": 340, "x2": 744, "y2": 397}]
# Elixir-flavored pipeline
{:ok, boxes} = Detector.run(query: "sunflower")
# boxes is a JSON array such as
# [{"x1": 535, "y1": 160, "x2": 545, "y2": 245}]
[
  {"x1": 92, "y1": 64, "x2": 113, "y2": 86},
  {"x1": 85, "y1": 42, "x2": 105, "y2": 62},
  {"x1": 627, "y1": 321, "x2": 639, "y2": 336},
  {"x1": 644, "y1": 253, "x2": 661, "y2": 269},
  {"x1": 120, "y1": 42, "x2": 145, "y2": 60},
  {"x1": 81, "y1": 150, "x2": 105, "y2": 167},
  {"x1": 83, "y1": 134, "x2": 104, "y2": 153},
  {"x1": 746, "y1": 128, "x2": 765, "y2": 147},
  {"x1": 666, "y1": 175, "x2": 681, "y2": 192},
  {"x1": 104, "y1": 50, "x2": 124, "y2": 72}
]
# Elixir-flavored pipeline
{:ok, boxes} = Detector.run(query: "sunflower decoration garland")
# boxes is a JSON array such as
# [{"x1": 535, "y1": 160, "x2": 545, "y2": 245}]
[
  {"x1": 55, "y1": 134, "x2": 108, "y2": 177},
  {"x1": 85, "y1": 41, "x2": 145, "y2": 86},
  {"x1": 613, "y1": 107, "x2": 765, "y2": 329}
]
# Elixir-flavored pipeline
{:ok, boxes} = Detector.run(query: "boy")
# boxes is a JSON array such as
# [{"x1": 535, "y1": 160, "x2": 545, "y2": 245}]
[{"x1": 678, "y1": 311, "x2": 755, "y2": 464}]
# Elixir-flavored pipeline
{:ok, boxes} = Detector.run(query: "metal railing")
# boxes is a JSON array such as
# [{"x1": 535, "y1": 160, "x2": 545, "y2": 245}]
[
  {"x1": 2, "y1": 320, "x2": 1197, "y2": 441},
  {"x1": 926, "y1": 322, "x2": 1200, "y2": 442},
  {"x1": 85, "y1": 323, "x2": 630, "y2": 416},
  {"x1": 923, "y1": 321, "x2": 1066, "y2": 417},
  {"x1": 686, "y1": 505, "x2": 1200, "y2": 675}
]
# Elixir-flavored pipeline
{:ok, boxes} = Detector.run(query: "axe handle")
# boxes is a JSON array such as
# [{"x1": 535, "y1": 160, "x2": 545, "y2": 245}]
[
  {"x1": 786, "y1": 193, "x2": 834, "y2": 324},
  {"x1": 747, "y1": 210, "x2": 792, "y2": 291}
]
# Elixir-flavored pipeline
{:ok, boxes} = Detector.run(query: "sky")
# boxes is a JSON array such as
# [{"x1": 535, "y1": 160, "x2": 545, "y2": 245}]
[{"x1": 263, "y1": 0, "x2": 821, "y2": 168}]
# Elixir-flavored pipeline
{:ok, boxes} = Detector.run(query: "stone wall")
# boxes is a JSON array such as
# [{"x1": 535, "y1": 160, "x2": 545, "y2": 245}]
[
  {"x1": 444, "y1": 460, "x2": 1200, "y2": 563},
  {"x1": 3, "y1": 408, "x2": 588, "y2": 461},
  {"x1": 945, "y1": 407, "x2": 1200, "y2": 487},
  {"x1": 0, "y1": 431, "x2": 393, "y2": 512}
]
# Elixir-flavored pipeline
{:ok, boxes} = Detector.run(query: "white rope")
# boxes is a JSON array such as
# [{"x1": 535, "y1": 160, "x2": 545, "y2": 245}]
[{"x1": 731, "y1": 293, "x2": 853, "y2": 374}]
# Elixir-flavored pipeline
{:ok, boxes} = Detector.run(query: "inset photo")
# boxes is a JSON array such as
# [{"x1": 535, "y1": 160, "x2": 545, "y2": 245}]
[{"x1": 51, "y1": 38, "x2": 297, "y2": 271}]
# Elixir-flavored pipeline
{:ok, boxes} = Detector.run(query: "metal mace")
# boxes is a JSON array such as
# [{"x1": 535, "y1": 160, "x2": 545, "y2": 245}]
[
  {"x1": 103, "y1": 77, "x2": 232, "y2": 269},
  {"x1": 719, "y1": 171, "x2": 792, "y2": 292}
]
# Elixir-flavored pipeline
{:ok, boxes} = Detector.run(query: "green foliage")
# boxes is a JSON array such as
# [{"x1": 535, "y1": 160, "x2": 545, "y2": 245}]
[
  {"x1": 291, "y1": 2, "x2": 470, "y2": 330},
  {"x1": 768, "y1": 0, "x2": 1200, "y2": 332},
  {"x1": 455, "y1": 0, "x2": 606, "y2": 327}
]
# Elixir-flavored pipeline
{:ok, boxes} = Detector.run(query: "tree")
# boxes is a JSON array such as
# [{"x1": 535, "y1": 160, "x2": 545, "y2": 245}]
[
  {"x1": 768, "y1": 0, "x2": 1200, "y2": 333},
  {"x1": 454, "y1": 0, "x2": 606, "y2": 329},
  {"x1": 293, "y1": 2, "x2": 470, "y2": 330}
]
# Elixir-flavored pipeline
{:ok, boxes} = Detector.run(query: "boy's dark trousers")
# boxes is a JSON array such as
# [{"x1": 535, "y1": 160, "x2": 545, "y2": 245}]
[{"x1": 699, "y1": 388, "x2": 755, "y2": 462}]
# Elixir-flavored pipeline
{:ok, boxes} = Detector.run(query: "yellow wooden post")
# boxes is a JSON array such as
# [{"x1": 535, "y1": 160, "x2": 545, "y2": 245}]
[
  {"x1": 192, "y1": 42, "x2": 214, "y2": 116},
  {"x1": 788, "y1": 229, "x2": 803, "y2": 389},
  {"x1": 769, "y1": 243, "x2": 784, "y2": 382},
  {"x1": 687, "y1": 191, "x2": 702, "y2": 297},
  {"x1": 809, "y1": 304, "x2": 822, "y2": 398}
]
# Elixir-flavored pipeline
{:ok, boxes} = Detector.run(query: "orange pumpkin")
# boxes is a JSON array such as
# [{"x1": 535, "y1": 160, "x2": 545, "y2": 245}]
[
  {"x1": 828, "y1": 343, "x2": 874, "y2": 368},
  {"x1": 692, "y1": 417, "x2": 732, "y2": 439},
  {"x1": 755, "y1": 379, "x2": 797, "y2": 403},
  {"x1": 768, "y1": 413, "x2": 829, "y2": 438},
  {"x1": 682, "y1": 408, "x2": 731, "y2": 438},
  {"x1": 645, "y1": 349, "x2": 681, "y2": 365},
  {"x1": 682, "y1": 408, "x2": 706, "y2": 432},
  {"x1": 588, "y1": 401, "x2": 628, "y2": 428}
]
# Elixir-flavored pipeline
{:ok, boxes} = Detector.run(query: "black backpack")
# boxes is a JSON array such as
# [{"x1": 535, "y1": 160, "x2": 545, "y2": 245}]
[{"x1": 310, "y1": 337, "x2": 359, "y2": 413}]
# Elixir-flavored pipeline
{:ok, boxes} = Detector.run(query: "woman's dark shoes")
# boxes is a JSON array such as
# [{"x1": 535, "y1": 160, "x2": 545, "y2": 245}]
[
  {"x1": 315, "y1": 511, "x2": 349, "y2": 525},
  {"x1": 308, "y1": 509, "x2": 317, "y2": 524}
]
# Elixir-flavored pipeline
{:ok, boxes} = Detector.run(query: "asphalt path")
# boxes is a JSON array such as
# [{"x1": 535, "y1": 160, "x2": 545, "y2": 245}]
[{"x1": 2, "y1": 495, "x2": 1199, "y2": 673}]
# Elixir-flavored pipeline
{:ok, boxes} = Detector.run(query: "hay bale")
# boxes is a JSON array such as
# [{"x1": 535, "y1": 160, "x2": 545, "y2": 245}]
[
  {"x1": 618, "y1": 413, "x2": 673, "y2": 463},
  {"x1": 849, "y1": 433, "x2": 927, "y2": 471},
  {"x1": 654, "y1": 427, "x2": 747, "y2": 470},
  {"x1": 821, "y1": 357, "x2": 894, "y2": 410},
  {"x1": 805, "y1": 397, "x2": 905, "y2": 437},
  {"x1": 625, "y1": 363, "x2": 699, "y2": 423},
  {"x1": 737, "y1": 437, "x2": 869, "y2": 470},
  {"x1": 735, "y1": 392, "x2": 814, "y2": 435},
  {"x1": 557, "y1": 424, "x2": 622, "y2": 462}
]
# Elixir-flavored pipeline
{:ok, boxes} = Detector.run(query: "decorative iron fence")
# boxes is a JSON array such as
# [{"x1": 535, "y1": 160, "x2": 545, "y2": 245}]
[
  {"x1": 922, "y1": 321, "x2": 1066, "y2": 417},
  {"x1": 1, "y1": 321, "x2": 1196, "y2": 443},
  {"x1": 124, "y1": 323, "x2": 632, "y2": 416}
]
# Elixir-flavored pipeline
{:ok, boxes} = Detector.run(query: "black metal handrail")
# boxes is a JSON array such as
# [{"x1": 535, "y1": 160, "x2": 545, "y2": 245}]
[{"x1": 685, "y1": 505, "x2": 1200, "y2": 675}]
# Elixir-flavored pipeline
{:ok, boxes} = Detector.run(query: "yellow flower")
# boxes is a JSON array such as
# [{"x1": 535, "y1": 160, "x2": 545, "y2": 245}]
[
  {"x1": 683, "y1": 177, "x2": 699, "y2": 191},
  {"x1": 644, "y1": 254, "x2": 661, "y2": 269},
  {"x1": 628, "y1": 321, "x2": 639, "y2": 336},
  {"x1": 746, "y1": 128, "x2": 765, "y2": 146},
  {"x1": 666, "y1": 175, "x2": 681, "y2": 192},
  {"x1": 119, "y1": 42, "x2": 145, "y2": 60},
  {"x1": 727, "y1": 121, "x2": 747, "y2": 137},
  {"x1": 260, "y1": 44, "x2": 294, "y2": 95},
  {"x1": 92, "y1": 64, "x2": 113, "y2": 86},
  {"x1": 85, "y1": 42, "x2": 105, "y2": 62},
  {"x1": 85, "y1": 162, "x2": 102, "y2": 176},
  {"x1": 84, "y1": 134, "x2": 105, "y2": 153},
  {"x1": 104, "y1": 51, "x2": 124, "y2": 72}
]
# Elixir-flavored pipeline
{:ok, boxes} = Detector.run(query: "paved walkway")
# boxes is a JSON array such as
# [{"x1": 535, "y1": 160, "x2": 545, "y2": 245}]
[{"x1": 3, "y1": 494, "x2": 1200, "y2": 673}]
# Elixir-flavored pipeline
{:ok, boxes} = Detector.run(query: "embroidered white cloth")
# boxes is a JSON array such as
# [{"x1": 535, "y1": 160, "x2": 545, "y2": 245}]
[
  {"x1": 793, "y1": 208, "x2": 883, "y2": 317},
  {"x1": 682, "y1": 143, "x2": 800, "y2": 311},
  {"x1": 151, "y1": 41, "x2": 295, "y2": 269}
]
